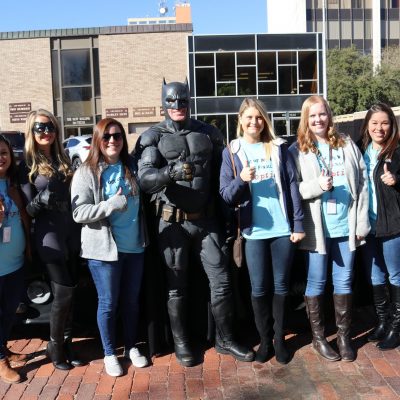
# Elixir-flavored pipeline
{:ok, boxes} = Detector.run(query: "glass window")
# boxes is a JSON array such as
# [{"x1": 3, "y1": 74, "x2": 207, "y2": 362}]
[
  {"x1": 195, "y1": 68, "x2": 215, "y2": 96},
  {"x1": 93, "y1": 48, "x2": 101, "y2": 97},
  {"x1": 273, "y1": 119, "x2": 288, "y2": 136},
  {"x1": 258, "y1": 82, "x2": 277, "y2": 95},
  {"x1": 194, "y1": 35, "x2": 255, "y2": 52},
  {"x1": 278, "y1": 51, "x2": 296, "y2": 64},
  {"x1": 195, "y1": 53, "x2": 214, "y2": 67},
  {"x1": 216, "y1": 53, "x2": 235, "y2": 82},
  {"x1": 237, "y1": 52, "x2": 255, "y2": 65},
  {"x1": 351, "y1": 0, "x2": 362, "y2": 7},
  {"x1": 278, "y1": 66, "x2": 297, "y2": 94},
  {"x1": 51, "y1": 51, "x2": 60, "y2": 100},
  {"x1": 63, "y1": 87, "x2": 93, "y2": 119},
  {"x1": 197, "y1": 115, "x2": 227, "y2": 140},
  {"x1": 299, "y1": 81, "x2": 318, "y2": 94},
  {"x1": 290, "y1": 119, "x2": 300, "y2": 136},
  {"x1": 258, "y1": 52, "x2": 276, "y2": 81},
  {"x1": 61, "y1": 49, "x2": 91, "y2": 86},
  {"x1": 237, "y1": 67, "x2": 256, "y2": 96},
  {"x1": 217, "y1": 83, "x2": 235, "y2": 96},
  {"x1": 298, "y1": 51, "x2": 317, "y2": 80}
]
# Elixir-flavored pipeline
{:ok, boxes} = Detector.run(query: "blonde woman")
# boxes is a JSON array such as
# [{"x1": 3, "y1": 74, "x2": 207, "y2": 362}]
[
  {"x1": 289, "y1": 96, "x2": 370, "y2": 362},
  {"x1": 220, "y1": 98, "x2": 305, "y2": 364},
  {"x1": 19, "y1": 109, "x2": 83, "y2": 370}
]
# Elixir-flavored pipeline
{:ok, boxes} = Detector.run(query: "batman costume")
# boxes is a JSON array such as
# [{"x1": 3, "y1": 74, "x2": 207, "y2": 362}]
[{"x1": 136, "y1": 79, "x2": 254, "y2": 366}]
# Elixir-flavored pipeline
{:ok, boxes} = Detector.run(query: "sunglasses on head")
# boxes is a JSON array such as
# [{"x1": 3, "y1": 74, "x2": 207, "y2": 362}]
[
  {"x1": 33, "y1": 122, "x2": 56, "y2": 134},
  {"x1": 102, "y1": 132, "x2": 123, "y2": 142}
]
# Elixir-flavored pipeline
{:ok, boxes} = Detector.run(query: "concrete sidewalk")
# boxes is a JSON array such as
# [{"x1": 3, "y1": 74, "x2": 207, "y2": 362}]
[{"x1": 2, "y1": 305, "x2": 400, "y2": 400}]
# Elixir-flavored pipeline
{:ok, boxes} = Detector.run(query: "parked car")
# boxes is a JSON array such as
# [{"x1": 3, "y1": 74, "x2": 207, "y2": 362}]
[
  {"x1": 63, "y1": 135, "x2": 92, "y2": 170},
  {"x1": 0, "y1": 131, "x2": 25, "y2": 164}
]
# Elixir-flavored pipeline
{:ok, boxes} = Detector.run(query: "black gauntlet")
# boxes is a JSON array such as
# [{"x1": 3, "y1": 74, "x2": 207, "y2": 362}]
[{"x1": 168, "y1": 160, "x2": 194, "y2": 182}]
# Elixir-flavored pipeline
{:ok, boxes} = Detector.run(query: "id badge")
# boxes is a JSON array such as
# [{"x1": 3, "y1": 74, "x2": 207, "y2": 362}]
[
  {"x1": 2, "y1": 226, "x2": 11, "y2": 243},
  {"x1": 327, "y1": 198, "x2": 337, "y2": 215}
]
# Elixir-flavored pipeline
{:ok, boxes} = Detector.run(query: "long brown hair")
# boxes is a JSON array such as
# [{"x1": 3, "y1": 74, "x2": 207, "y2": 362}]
[
  {"x1": 0, "y1": 134, "x2": 18, "y2": 185},
  {"x1": 24, "y1": 109, "x2": 72, "y2": 183},
  {"x1": 297, "y1": 95, "x2": 345, "y2": 153},
  {"x1": 84, "y1": 118, "x2": 138, "y2": 194},
  {"x1": 360, "y1": 102, "x2": 399, "y2": 160}
]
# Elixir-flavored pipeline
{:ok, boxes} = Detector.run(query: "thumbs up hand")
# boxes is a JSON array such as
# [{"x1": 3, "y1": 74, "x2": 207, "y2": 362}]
[
  {"x1": 381, "y1": 161, "x2": 396, "y2": 186},
  {"x1": 240, "y1": 160, "x2": 256, "y2": 182},
  {"x1": 318, "y1": 169, "x2": 333, "y2": 191}
]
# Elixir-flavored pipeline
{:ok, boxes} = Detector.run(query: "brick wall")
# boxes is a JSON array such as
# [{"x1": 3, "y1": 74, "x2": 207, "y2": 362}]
[{"x1": 0, "y1": 38, "x2": 53, "y2": 132}]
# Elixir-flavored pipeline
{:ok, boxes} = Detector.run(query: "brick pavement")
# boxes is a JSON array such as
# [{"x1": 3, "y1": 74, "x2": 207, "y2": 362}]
[{"x1": 2, "y1": 306, "x2": 400, "y2": 400}]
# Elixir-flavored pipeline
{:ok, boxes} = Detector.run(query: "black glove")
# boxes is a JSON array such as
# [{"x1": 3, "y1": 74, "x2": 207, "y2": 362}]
[
  {"x1": 26, "y1": 188, "x2": 57, "y2": 217},
  {"x1": 168, "y1": 160, "x2": 194, "y2": 182}
]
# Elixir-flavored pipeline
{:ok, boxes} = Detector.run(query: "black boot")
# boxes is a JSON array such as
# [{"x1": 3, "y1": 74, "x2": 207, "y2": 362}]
[
  {"x1": 377, "y1": 284, "x2": 400, "y2": 350},
  {"x1": 333, "y1": 294, "x2": 355, "y2": 362},
  {"x1": 368, "y1": 284, "x2": 390, "y2": 342},
  {"x1": 272, "y1": 294, "x2": 290, "y2": 364},
  {"x1": 213, "y1": 296, "x2": 255, "y2": 362},
  {"x1": 46, "y1": 281, "x2": 74, "y2": 370},
  {"x1": 167, "y1": 297, "x2": 196, "y2": 367},
  {"x1": 64, "y1": 303, "x2": 85, "y2": 367},
  {"x1": 304, "y1": 295, "x2": 340, "y2": 361},
  {"x1": 251, "y1": 295, "x2": 274, "y2": 363}
]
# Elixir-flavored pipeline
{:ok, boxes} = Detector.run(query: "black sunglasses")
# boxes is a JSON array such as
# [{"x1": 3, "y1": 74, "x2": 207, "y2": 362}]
[
  {"x1": 33, "y1": 122, "x2": 56, "y2": 134},
  {"x1": 102, "y1": 132, "x2": 123, "y2": 142}
]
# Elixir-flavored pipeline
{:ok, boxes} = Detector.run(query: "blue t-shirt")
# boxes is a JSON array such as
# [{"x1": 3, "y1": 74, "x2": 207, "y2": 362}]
[
  {"x1": 316, "y1": 142, "x2": 351, "y2": 238},
  {"x1": 0, "y1": 179, "x2": 25, "y2": 276},
  {"x1": 240, "y1": 140, "x2": 290, "y2": 240},
  {"x1": 101, "y1": 162, "x2": 143, "y2": 253},
  {"x1": 363, "y1": 143, "x2": 379, "y2": 234}
]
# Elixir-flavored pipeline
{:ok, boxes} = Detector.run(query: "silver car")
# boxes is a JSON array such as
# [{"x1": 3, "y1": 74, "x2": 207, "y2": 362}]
[{"x1": 63, "y1": 135, "x2": 92, "y2": 170}]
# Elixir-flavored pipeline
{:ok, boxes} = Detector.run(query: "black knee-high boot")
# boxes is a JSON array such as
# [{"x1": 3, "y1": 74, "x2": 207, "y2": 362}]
[
  {"x1": 377, "y1": 284, "x2": 400, "y2": 350},
  {"x1": 368, "y1": 284, "x2": 390, "y2": 342},
  {"x1": 272, "y1": 294, "x2": 290, "y2": 364},
  {"x1": 46, "y1": 281, "x2": 74, "y2": 370},
  {"x1": 251, "y1": 295, "x2": 274, "y2": 363},
  {"x1": 64, "y1": 300, "x2": 85, "y2": 367}
]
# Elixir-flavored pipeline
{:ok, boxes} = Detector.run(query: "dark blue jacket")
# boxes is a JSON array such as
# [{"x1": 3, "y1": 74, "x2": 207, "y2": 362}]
[{"x1": 219, "y1": 138, "x2": 304, "y2": 236}]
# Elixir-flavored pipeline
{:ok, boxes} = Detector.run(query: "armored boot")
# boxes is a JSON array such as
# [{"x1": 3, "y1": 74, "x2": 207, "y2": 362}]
[
  {"x1": 213, "y1": 296, "x2": 255, "y2": 362},
  {"x1": 333, "y1": 294, "x2": 355, "y2": 362},
  {"x1": 167, "y1": 297, "x2": 196, "y2": 367},
  {"x1": 304, "y1": 295, "x2": 340, "y2": 361},
  {"x1": 251, "y1": 295, "x2": 274, "y2": 363}
]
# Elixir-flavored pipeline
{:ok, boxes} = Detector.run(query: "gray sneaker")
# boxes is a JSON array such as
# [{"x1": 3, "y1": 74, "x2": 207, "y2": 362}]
[
  {"x1": 104, "y1": 355, "x2": 123, "y2": 377},
  {"x1": 124, "y1": 347, "x2": 149, "y2": 368}
]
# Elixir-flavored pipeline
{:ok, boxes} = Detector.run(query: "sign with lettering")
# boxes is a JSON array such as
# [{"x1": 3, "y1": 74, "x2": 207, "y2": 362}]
[
  {"x1": 65, "y1": 116, "x2": 93, "y2": 126},
  {"x1": 132, "y1": 107, "x2": 156, "y2": 117},
  {"x1": 9, "y1": 102, "x2": 31, "y2": 123},
  {"x1": 105, "y1": 108, "x2": 129, "y2": 118}
]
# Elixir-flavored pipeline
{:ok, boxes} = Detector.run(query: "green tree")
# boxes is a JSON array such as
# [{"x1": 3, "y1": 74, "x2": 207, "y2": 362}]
[{"x1": 327, "y1": 46, "x2": 400, "y2": 115}]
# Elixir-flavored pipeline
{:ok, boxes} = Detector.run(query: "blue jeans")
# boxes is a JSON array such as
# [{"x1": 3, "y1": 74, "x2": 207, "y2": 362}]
[
  {"x1": 362, "y1": 234, "x2": 400, "y2": 287},
  {"x1": 0, "y1": 267, "x2": 25, "y2": 359},
  {"x1": 88, "y1": 252, "x2": 144, "y2": 356},
  {"x1": 305, "y1": 237, "x2": 355, "y2": 296},
  {"x1": 245, "y1": 236, "x2": 294, "y2": 297}
]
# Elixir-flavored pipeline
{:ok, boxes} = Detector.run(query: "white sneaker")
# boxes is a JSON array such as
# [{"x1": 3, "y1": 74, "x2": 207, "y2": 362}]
[
  {"x1": 124, "y1": 347, "x2": 149, "y2": 368},
  {"x1": 104, "y1": 355, "x2": 123, "y2": 377}
]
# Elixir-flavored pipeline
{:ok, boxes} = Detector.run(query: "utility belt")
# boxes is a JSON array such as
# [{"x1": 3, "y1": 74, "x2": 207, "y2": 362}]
[{"x1": 154, "y1": 200, "x2": 205, "y2": 223}]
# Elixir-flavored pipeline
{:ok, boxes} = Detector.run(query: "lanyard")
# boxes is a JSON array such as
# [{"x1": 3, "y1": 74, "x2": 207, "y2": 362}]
[{"x1": 315, "y1": 145, "x2": 333, "y2": 176}]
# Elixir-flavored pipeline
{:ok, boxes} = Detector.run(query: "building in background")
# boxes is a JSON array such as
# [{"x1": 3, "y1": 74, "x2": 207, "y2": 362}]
[{"x1": 267, "y1": 0, "x2": 400, "y2": 68}]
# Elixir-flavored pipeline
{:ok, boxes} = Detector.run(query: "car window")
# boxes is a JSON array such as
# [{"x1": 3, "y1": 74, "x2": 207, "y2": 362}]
[
  {"x1": 67, "y1": 138, "x2": 79, "y2": 147},
  {"x1": 86, "y1": 137, "x2": 92, "y2": 144}
]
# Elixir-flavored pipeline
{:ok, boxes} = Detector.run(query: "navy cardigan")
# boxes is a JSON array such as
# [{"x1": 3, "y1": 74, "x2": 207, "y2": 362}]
[{"x1": 219, "y1": 140, "x2": 304, "y2": 236}]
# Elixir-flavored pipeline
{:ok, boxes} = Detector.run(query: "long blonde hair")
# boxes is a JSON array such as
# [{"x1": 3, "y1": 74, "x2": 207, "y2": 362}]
[
  {"x1": 24, "y1": 109, "x2": 72, "y2": 183},
  {"x1": 236, "y1": 98, "x2": 276, "y2": 159},
  {"x1": 297, "y1": 95, "x2": 345, "y2": 153}
]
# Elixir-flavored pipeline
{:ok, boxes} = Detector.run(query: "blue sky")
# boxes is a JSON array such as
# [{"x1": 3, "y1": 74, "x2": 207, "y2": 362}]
[{"x1": 0, "y1": 0, "x2": 267, "y2": 35}]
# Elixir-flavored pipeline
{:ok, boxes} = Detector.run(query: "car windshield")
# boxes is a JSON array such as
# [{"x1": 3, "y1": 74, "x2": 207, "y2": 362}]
[{"x1": 1, "y1": 133, "x2": 24, "y2": 149}]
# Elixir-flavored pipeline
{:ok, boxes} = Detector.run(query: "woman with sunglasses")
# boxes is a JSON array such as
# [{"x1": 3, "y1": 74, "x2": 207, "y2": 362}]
[
  {"x1": 0, "y1": 135, "x2": 31, "y2": 383},
  {"x1": 360, "y1": 103, "x2": 400, "y2": 350},
  {"x1": 71, "y1": 118, "x2": 148, "y2": 376},
  {"x1": 19, "y1": 109, "x2": 83, "y2": 370}
]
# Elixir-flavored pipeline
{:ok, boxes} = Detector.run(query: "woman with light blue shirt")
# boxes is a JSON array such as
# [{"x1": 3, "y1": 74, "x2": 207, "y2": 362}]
[
  {"x1": 0, "y1": 134, "x2": 30, "y2": 383},
  {"x1": 289, "y1": 96, "x2": 370, "y2": 363},
  {"x1": 220, "y1": 98, "x2": 305, "y2": 364},
  {"x1": 360, "y1": 103, "x2": 400, "y2": 350},
  {"x1": 71, "y1": 118, "x2": 149, "y2": 376}
]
